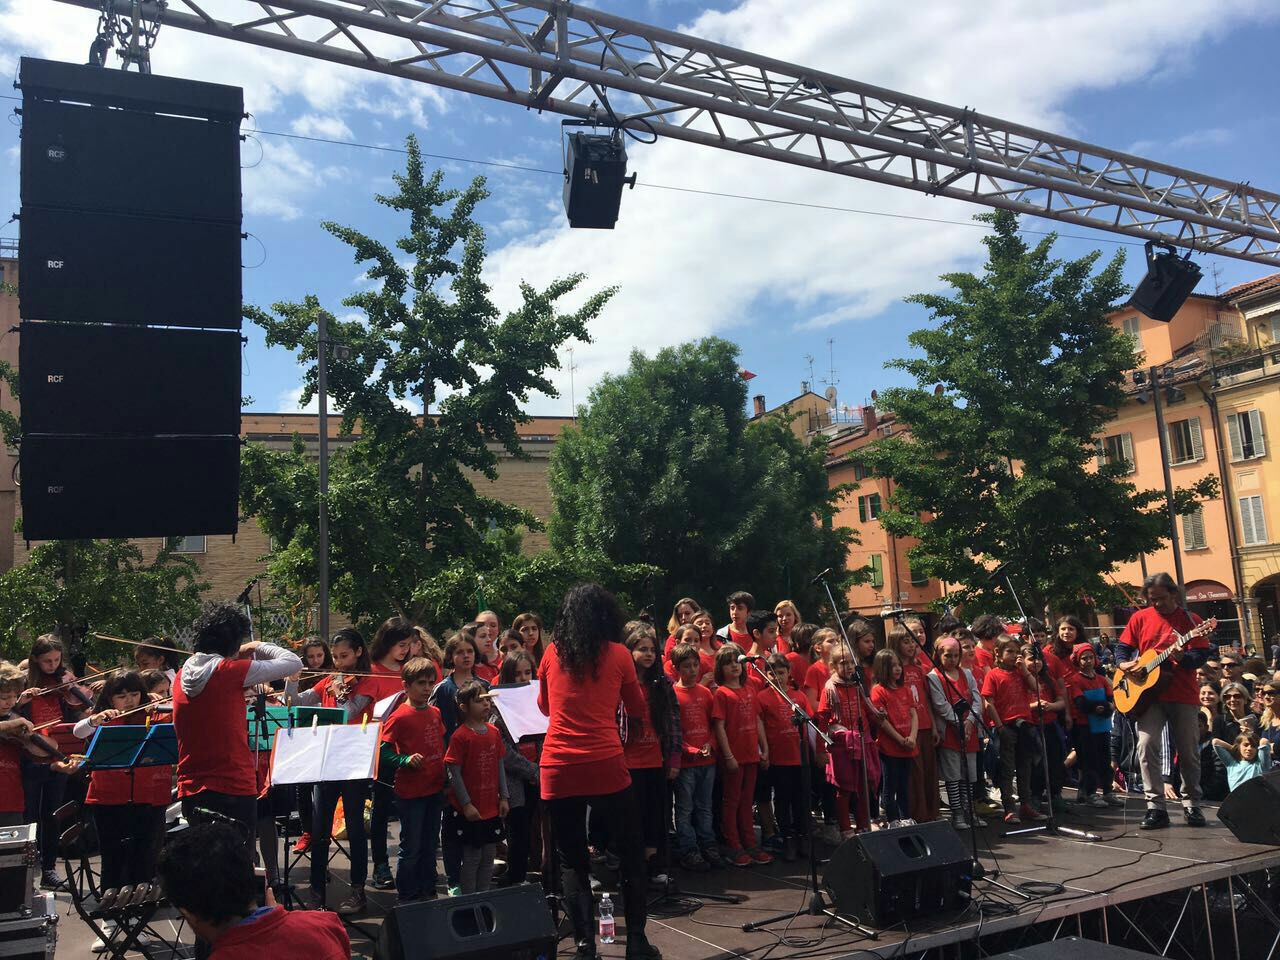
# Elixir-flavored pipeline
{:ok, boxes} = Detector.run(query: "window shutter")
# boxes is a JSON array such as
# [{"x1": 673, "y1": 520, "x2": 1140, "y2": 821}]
[
  {"x1": 858, "y1": 498, "x2": 867, "y2": 523},
  {"x1": 1226, "y1": 413, "x2": 1243, "y2": 461},
  {"x1": 1189, "y1": 417, "x2": 1204, "y2": 461},
  {"x1": 1121, "y1": 433, "x2": 1135, "y2": 472},
  {"x1": 1182, "y1": 509, "x2": 1206, "y2": 550},
  {"x1": 1252, "y1": 497, "x2": 1269, "y2": 544},
  {"x1": 1272, "y1": 316, "x2": 1280, "y2": 344},
  {"x1": 869, "y1": 554, "x2": 883, "y2": 588},
  {"x1": 1249, "y1": 409, "x2": 1267, "y2": 458},
  {"x1": 1096, "y1": 439, "x2": 1105, "y2": 469}
]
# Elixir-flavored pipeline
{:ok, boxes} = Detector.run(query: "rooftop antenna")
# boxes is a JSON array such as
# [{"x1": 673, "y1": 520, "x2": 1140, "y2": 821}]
[
  {"x1": 565, "y1": 347, "x2": 579, "y2": 422},
  {"x1": 803, "y1": 353, "x2": 816, "y2": 388}
]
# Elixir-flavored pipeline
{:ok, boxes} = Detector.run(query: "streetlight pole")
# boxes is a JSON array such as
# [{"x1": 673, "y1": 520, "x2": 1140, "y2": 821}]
[
  {"x1": 1149, "y1": 363, "x2": 1185, "y2": 590},
  {"x1": 316, "y1": 310, "x2": 330, "y2": 644}
]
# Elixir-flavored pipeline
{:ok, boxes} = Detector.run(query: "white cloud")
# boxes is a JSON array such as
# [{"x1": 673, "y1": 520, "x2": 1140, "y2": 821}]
[
  {"x1": 291, "y1": 114, "x2": 354, "y2": 141},
  {"x1": 481, "y1": 0, "x2": 1274, "y2": 411}
]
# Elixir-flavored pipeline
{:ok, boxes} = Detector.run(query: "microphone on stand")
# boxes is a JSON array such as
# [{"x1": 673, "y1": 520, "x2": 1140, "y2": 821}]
[
  {"x1": 737, "y1": 654, "x2": 767, "y2": 665},
  {"x1": 808, "y1": 567, "x2": 833, "y2": 586}
]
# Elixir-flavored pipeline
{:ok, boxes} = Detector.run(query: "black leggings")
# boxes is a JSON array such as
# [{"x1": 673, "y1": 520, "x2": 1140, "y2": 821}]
[
  {"x1": 628, "y1": 767, "x2": 668, "y2": 857},
  {"x1": 93, "y1": 804, "x2": 164, "y2": 891},
  {"x1": 22, "y1": 765, "x2": 67, "y2": 870},
  {"x1": 310, "y1": 780, "x2": 369, "y2": 891},
  {"x1": 548, "y1": 787, "x2": 647, "y2": 943},
  {"x1": 769, "y1": 764, "x2": 808, "y2": 838}
]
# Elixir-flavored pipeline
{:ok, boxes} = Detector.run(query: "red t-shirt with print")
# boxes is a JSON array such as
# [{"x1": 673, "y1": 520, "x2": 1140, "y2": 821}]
[
  {"x1": 982, "y1": 667, "x2": 1034, "y2": 725},
  {"x1": 713, "y1": 683, "x2": 761, "y2": 764},
  {"x1": 0, "y1": 740, "x2": 24, "y2": 813},
  {"x1": 870, "y1": 683, "x2": 919, "y2": 759},
  {"x1": 675, "y1": 682, "x2": 717, "y2": 768},
  {"x1": 381, "y1": 702, "x2": 446, "y2": 799},
  {"x1": 900, "y1": 653, "x2": 934, "y2": 730},
  {"x1": 443, "y1": 722, "x2": 503, "y2": 820},
  {"x1": 758, "y1": 687, "x2": 804, "y2": 766},
  {"x1": 623, "y1": 684, "x2": 664, "y2": 770}
]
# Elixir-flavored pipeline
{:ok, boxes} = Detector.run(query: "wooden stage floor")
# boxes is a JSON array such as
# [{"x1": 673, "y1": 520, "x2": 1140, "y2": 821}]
[{"x1": 49, "y1": 796, "x2": 1280, "y2": 959}]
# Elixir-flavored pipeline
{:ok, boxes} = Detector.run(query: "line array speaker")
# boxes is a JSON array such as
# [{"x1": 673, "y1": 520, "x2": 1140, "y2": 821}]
[{"x1": 16, "y1": 58, "x2": 244, "y2": 540}]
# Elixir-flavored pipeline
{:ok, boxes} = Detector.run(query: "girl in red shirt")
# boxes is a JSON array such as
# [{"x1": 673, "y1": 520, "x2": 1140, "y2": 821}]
[
  {"x1": 821, "y1": 643, "x2": 880, "y2": 836},
  {"x1": 512, "y1": 612, "x2": 547, "y2": 664},
  {"x1": 1022, "y1": 641, "x2": 1066, "y2": 816},
  {"x1": 759, "y1": 653, "x2": 810, "y2": 860},
  {"x1": 712, "y1": 644, "x2": 770, "y2": 867},
  {"x1": 887, "y1": 626, "x2": 939, "y2": 824},
  {"x1": 1068, "y1": 643, "x2": 1122, "y2": 808},
  {"x1": 623, "y1": 625, "x2": 680, "y2": 872},
  {"x1": 368, "y1": 617, "x2": 418, "y2": 891},
  {"x1": 537, "y1": 584, "x2": 655, "y2": 960},
  {"x1": 72, "y1": 672, "x2": 172, "y2": 913},
  {"x1": 444, "y1": 681, "x2": 509, "y2": 894},
  {"x1": 774, "y1": 600, "x2": 801, "y2": 655},
  {"x1": 664, "y1": 623, "x2": 713, "y2": 685},
  {"x1": 870, "y1": 650, "x2": 918, "y2": 823}
]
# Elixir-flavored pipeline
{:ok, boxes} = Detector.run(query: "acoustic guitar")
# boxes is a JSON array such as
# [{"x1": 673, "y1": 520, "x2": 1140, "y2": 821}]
[{"x1": 1113, "y1": 617, "x2": 1217, "y2": 718}]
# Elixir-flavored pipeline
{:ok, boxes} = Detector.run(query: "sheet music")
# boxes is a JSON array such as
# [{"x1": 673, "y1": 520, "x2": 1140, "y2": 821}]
[
  {"x1": 270, "y1": 722, "x2": 381, "y2": 784},
  {"x1": 491, "y1": 682, "x2": 548, "y2": 741}
]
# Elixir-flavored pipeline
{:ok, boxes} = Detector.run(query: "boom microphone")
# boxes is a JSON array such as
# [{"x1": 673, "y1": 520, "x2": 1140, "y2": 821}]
[
  {"x1": 737, "y1": 654, "x2": 766, "y2": 664},
  {"x1": 809, "y1": 567, "x2": 833, "y2": 586}
]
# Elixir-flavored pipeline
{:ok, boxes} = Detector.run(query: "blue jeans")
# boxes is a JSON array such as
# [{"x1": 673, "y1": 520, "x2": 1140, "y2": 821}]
[
  {"x1": 395, "y1": 793, "x2": 442, "y2": 900},
  {"x1": 674, "y1": 764, "x2": 716, "y2": 854}
]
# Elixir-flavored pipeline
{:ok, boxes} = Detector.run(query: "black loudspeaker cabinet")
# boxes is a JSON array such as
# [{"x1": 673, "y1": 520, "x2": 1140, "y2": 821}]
[
  {"x1": 20, "y1": 435, "x2": 240, "y2": 541},
  {"x1": 1218, "y1": 769, "x2": 1280, "y2": 845},
  {"x1": 562, "y1": 132, "x2": 630, "y2": 229},
  {"x1": 823, "y1": 820, "x2": 970, "y2": 927},
  {"x1": 19, "y1": 323, "x2": 241, "y2": 436},
  {"x1": 18, "y1": 207, "x2": 242, "y2": 328},
  {"x1": 1128, "y1": 249, "x2": 1202, "y2": 323},
  {"x1": 377, "y1": 883, "x2": 556, "y2": 960}
]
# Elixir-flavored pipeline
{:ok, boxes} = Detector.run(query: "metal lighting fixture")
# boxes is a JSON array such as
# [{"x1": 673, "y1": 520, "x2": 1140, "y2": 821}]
[{"x1": 1129, "y1": 241, "x2": 1202, "y2": 322}]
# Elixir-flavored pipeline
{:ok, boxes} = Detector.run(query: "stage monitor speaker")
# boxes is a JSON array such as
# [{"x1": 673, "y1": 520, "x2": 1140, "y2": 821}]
[
  {"x1": 20, "y1": 435, "x2": 240, "y2": 541},
  {"x1": 823, "y1": 820, "x2": 970, "y2": 927},
  {"x1": 984, "y1": 938, "x2": 1161, "y2": 959},
  {"x1": 18, "y1": 207, "x2": 242, "y2": 328},
  {"x1": 1218, "y1": 769, "x2": 1280, "y2": 845},
  {"x1": 562, "y1": 131, "x2": 632, "y2": 229},
  {"x1": 1128, "y1": 242, "x2": 1202, "y2": 323},
  {"x1": 19, "y1": 323, "x2": 242, "y2": 437},
  {"x1": 377, "y1": 883, "x2": 556, "y2": 960}
]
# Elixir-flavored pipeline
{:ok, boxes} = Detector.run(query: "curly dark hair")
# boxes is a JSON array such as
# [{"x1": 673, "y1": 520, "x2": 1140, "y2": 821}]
[
  {"x1": 192, "y1": 602, "x2": 251, "y2": 657},
  {"x1": 553, "y1": 583, "x2": 625, "y2": 681},
  {"x1": 157, "y1": 822, "x2": 254, "y2": 925}
]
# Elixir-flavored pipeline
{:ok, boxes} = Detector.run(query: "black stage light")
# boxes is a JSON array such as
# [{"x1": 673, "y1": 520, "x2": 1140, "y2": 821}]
[
  {"x1": 1128, "y1": 241, "x2": 1201, "y2": 323},
  {"x1": 563, "y1": 127, "x2": 636, "y2": 229}
]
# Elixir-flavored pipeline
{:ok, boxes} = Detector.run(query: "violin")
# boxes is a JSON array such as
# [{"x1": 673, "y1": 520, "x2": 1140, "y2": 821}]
[{"x1": 0, "y1": 713, "x2": 71, "y2": 765}]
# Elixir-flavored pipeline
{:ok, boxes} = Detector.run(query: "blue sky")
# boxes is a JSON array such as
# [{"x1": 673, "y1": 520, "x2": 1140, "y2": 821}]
[{"x1": 3, "y1": 0, "x2": 1279, "y2": 419}]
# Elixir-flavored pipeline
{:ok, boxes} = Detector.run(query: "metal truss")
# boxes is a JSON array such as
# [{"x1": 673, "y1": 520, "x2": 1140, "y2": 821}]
[{"x1": 49, "y1": 0, "x2": 1280, "y2": 266}]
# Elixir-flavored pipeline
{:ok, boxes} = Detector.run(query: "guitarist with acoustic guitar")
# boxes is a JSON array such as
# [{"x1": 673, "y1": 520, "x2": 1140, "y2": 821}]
[{"x1": 1115, "y1": 573, "x2": 1215, "y2": 831}]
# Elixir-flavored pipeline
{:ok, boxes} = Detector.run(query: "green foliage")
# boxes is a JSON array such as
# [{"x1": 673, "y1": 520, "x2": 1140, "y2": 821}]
[
  {"x1": 0, "y1": 539, "x2": 208, "y2": 666},
  {"x1": 861, "y1": 210, "x2": 1217, "y2": 616},
  {"x1": 242, "y1": 136, "x2": 614, "y2": 628},
  {"x1": 549, "y1": 337, "x2": 855, "y2": 620}
]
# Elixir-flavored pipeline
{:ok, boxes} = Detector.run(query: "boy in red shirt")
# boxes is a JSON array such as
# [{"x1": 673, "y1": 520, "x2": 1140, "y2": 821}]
[
  {"x1": 443, "y1": 681, "x2": 509, "y2": 893},
  {"x1": 712, "y1": 644, "x2": 770, "y2": 867},
  {"x1": 758, "y1": 653, "x2": 810, "y2": 861},
  {"x1": 671, "y1": 643, "x2": 720, "y2": 871},
  {"x1": 380, "y1": 657, "x2": 446, "y2": 903},
  {"x1": 981, "y1": 638, "x2": 1046, "y2": 824},
  {"x1": 158, "y1": 822, "x2": 349, "y2": 960},
  {"x1": 971, "y1": 615, "x2": 1005, "y2": 672},
  {"x1": 716, "y1": 591, "x2": 754, "y2": 648}
]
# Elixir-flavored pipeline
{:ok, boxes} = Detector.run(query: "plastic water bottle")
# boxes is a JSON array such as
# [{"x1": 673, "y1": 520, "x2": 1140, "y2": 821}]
[{"x1": 598, "y1": 894, "x2": 615, "y2": 943}]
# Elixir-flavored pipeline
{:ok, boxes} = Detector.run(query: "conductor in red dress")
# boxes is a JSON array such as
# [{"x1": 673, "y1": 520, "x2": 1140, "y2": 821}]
[{"x1": 538, "y1": 584, "x2": 658, "y2": 960}]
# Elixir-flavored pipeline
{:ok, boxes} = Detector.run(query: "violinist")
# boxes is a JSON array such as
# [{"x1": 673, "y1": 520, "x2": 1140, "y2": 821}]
[
  {"x1": 172, "y1": 602, "x2": 301, "y2": 839},
  {"x1": 72, "y1": 672, "x2": 171, "y2": 949},
  {"x1": 367, "y1": 618, "x2": 418, "y2": 893},
  {"x1": 298, "y1": 637, "x2": 333, "y2": 693},
  {"x1": 286, "y1": 628, "x2": 375, "y2": 915},
  {"x1": 0, "y1": 664, "x2": 38, "y2": 828},
  {"x1": 133, "y1": 640, "x2": 181, "y2": 681},
  {"x1": 17, "y1": 635, "x2": 91, "y2": 890}
]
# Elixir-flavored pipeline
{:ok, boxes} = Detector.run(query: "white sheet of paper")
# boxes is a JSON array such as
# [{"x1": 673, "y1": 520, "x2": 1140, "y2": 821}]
[
  {"x1": 491, "y1": 682, "x2": 548, "y2": 741},
  {"x1": 270, "y1": 725, "x2": 328, "y2": 785},
  {"x1": 374, "y1": 690, "x2": 405, "y2": 720},
  {"x1": 321, "y1": 724, "x2": 381, "y2": 781}
]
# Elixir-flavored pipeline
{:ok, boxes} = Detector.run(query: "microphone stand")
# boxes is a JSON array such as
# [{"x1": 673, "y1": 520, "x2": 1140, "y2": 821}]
[
  {"x1": 999, "y1": 572, "x2": 1098, "y2": 844},
  {"x1": 739, "y1": 656, "x2": 876, "y2": 940}
]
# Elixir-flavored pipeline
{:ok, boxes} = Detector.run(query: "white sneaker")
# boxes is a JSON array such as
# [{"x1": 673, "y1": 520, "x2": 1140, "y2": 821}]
[{"x1": 91, "y1": 923, "x2": 115, "y2": 953}]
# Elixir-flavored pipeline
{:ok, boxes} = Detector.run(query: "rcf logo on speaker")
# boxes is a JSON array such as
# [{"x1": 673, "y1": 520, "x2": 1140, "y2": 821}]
[
  {"x1": 45, "y1": 261, "x2": 64, "y2": 270},
  {"x1": 46, "y1": 375, "x2": 63, "y2": 384},
  {"x1": 44, "y1": 145, "x2": 66, "y2": 162},
  {"x1": 45, "y1": 486, "x2": 63, "y2": 495}
]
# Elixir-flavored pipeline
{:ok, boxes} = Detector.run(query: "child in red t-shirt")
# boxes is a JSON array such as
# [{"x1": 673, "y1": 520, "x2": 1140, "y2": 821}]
[
  {"x1": 72, "y1": 670, "x2": 172, "y2": 951},
  {"x1": 1067, "y1": 643, "x2": 1122, "y2": 809},
  {"x1": 712, "y1": 644, "x2": 770, "y2": 867},
  {"x1": 758, "y1": 653, "x2": 810, "y2": 860},
  {"x1": 0, "y1": 666, "x2": 31, "y2": 828},
  {"x1": 379, "y1": 657, "x2": 446, "y2": 902},
  {"x1": 887, "y1": 626, "x2": 938, "y2": 824},
  {"x1": 443, "y1": 681, "x2": 509, "y2": 893},
  {"x1": 981, "y1": 638, "x2": 1046, "y2": 824},
  {"x1": 623, "y1": 625, "x2": 680, "y2": 872},
  {"x1": 1022, "y1": 642, "x2": 1066, "y2": 816},
  {"x1": 869, "y1": 650, "x2": 918, "y2": 823},
  {"x1": 672, "y1": 643, "x2": 720, "y2": 870},
  {"x1": 821, "y1": 643, "x2": 881, "y2": 836}
]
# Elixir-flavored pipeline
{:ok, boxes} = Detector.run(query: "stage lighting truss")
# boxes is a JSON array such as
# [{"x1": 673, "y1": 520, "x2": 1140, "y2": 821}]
[{"x1": 54, "y1": 0, "x2": 1280, "y2": 265}]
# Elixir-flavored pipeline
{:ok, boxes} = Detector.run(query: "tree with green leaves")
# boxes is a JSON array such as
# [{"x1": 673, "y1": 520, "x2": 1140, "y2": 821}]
[
  {"x1": 859, "y1": 210, "x2": 1218, "y2": 617},
  {"x1": 548, "y1": 337, "x2": 855, "y2": 618},
  {"x1": 241, "y1": 136, "x2": 615, "y2": 631}
]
